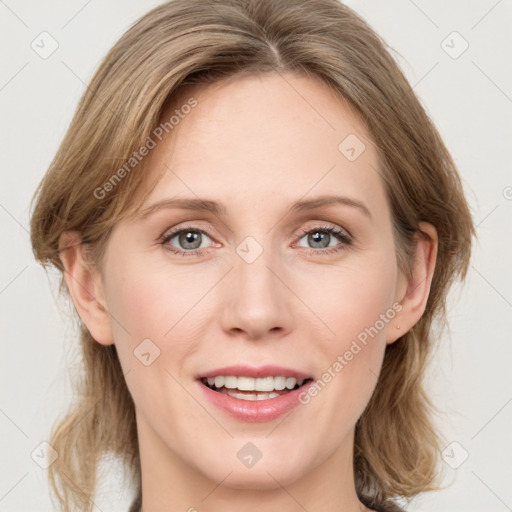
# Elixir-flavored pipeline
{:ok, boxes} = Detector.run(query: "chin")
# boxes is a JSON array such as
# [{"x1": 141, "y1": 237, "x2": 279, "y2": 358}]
[{"x1": 197, "y1": 454, "x2": 308, "y2": 490}]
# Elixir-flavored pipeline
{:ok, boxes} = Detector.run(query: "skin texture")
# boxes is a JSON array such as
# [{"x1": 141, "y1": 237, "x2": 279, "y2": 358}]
[{"x1": 59, "y1": 72, "x2": 438, "y2": 512}]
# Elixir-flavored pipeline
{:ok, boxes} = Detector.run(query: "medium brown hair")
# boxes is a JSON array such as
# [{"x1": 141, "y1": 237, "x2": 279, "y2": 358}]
[{"x1": 29, "y1": 0, "x2": 475, "y2": 510}]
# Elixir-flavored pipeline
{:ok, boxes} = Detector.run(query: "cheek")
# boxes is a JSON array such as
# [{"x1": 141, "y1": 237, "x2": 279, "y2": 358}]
[
  {"x1": 305, "y1": 252, "x2": 397, "y2": 418},
  {"x1": 101, "y1": 256, "x2": 204, "y2": 415},
  {"x1": 102, "y1": 252, "x2": 218, "y2": 387},
  {"x1": 312, "y1": 249, "x2": 397, "y2": 345},
  {"x1": 104, "y1": 254, "x2": 201, "y2": 339}
]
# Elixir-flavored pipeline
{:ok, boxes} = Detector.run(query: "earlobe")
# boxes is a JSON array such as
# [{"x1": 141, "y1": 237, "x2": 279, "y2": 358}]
[
  {"x1": 387, "y1": 222, "x2": 438, "y2": 344},
  {"x1": 58, "y1": 231, "x2": 114, "y2": 346}
]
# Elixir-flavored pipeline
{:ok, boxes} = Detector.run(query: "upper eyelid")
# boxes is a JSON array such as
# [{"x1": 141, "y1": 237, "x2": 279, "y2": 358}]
[{"x1": 295, "y1": 223, "x2": 351, "y2": 238}]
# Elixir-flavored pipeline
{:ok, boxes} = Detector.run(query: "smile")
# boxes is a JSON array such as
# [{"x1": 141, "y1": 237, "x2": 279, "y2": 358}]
[{"x1": 200, "y1": 375, "x2": 313, "y2": 401}]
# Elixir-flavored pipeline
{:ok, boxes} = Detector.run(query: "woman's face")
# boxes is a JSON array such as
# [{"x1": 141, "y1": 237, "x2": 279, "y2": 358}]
[{"x1": 91, "y1": 72, "x2": 412, "y2": 491}]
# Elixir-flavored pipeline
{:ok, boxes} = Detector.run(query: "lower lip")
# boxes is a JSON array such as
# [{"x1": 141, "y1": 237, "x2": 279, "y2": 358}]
[{"x1": 196, "y1": 380, "x2": 314, "y2": 423}]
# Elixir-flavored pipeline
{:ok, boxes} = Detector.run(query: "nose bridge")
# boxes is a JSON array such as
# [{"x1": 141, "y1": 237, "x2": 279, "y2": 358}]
[{"x1": 234, "y1": 232, "x2": 281, "y2": 300}]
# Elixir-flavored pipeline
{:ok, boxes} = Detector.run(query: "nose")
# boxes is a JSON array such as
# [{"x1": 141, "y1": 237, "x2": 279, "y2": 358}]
[{"x1": 220, "y1": 245, "x2": 295, "y2": 341}]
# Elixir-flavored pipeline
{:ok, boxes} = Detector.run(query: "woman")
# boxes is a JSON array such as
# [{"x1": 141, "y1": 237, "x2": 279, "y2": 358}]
[{"x1": 29, "y1": 1, "x2": 475, "y2": 511}]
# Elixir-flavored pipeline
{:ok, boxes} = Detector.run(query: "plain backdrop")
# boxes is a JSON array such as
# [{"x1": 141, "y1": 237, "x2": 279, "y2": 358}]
[{"x1": 1, "y1": 0, "x2": 511, "y2": 510}]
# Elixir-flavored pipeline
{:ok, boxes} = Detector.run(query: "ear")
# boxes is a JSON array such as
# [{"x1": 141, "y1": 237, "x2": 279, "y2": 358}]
[
  {"x1": 58, "y1": 231, "x2": 114, "y2": 346},
  {"x1": 387, "y1": 222, "x2": 438, "y2": 344}
]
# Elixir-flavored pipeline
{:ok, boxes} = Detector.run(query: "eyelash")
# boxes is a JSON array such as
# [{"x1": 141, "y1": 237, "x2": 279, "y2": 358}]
[{"x1": 159, "y1": 224, "x2": 352, "y2": 257}]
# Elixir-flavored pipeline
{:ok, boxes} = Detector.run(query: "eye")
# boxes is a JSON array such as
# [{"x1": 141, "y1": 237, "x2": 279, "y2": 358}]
[
  {"x1": 159, "y1": 223, "x2": 352, "y2": 257},
  {"x1": 294, "y1": 225, "x2": 352, "y2": 255},
  {"x1": 160, "y1": 226, "x2": 214, "y2": 257}
]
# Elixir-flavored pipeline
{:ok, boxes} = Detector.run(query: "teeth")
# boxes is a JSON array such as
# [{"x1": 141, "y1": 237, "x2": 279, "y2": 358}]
[
  {"x1": 203, "y1": 376, "x2": 306, "y2": 392},
  {"x1": 238, "y1": 376, "x2": 256, "y2": 391},
  {"x1": 224, "y1": 376, "x2": 237, "y2": 389},
  {"x1": 274, "y1": 376, "x2": 287, "y2": 390}
]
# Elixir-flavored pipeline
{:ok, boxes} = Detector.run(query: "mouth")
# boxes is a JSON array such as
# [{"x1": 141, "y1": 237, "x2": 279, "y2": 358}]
[
  {"x1": 195, "y1": 365, "x2": 315, "y2": 422},
  {"x1": 199, "y1": 375, "x2": 314, "y2": 401}
]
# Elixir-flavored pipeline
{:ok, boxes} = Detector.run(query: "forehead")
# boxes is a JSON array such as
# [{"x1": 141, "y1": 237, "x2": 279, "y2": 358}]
[{"x1": 139, "y1": 72, "x2": 386, "y2": 218}]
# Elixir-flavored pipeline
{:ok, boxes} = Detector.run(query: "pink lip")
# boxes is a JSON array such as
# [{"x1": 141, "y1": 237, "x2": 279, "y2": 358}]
[
  {"x1": 195, "y1": 364, "x2": 313, "y2": 380},
  {"x1": 196, "y1": 378, "x2": 314, "y2": 423}
]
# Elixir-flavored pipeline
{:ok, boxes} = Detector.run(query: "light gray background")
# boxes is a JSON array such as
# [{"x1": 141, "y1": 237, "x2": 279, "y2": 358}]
[{"x1": 1, "y1": 1, "x2": 511, "y2": 510}]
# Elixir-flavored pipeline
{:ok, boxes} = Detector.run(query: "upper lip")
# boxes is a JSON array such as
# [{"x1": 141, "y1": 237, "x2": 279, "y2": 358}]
[{"x1": 196, "y1": 364, "x2": 313, "y2": 380}]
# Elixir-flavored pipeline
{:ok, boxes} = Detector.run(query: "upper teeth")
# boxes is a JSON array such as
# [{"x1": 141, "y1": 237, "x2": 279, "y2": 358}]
[{"x1": 205, "y1": 376, "x2": 304, "y2": 392}]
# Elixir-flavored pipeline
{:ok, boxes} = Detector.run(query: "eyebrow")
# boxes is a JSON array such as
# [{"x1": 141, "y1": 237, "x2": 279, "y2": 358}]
[{"x1": 138, "y1": 194, "x2": 372, "y2": 220}]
